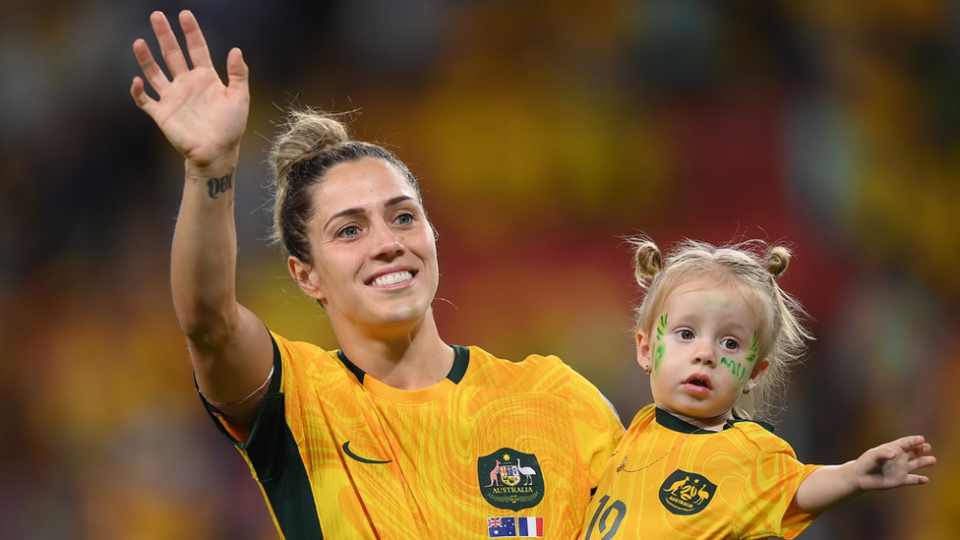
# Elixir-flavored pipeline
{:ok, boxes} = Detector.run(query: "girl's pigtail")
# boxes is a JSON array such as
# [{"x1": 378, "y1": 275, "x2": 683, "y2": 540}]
[
  {"x1": 631, "y1": 237, "x2": 662, "y2": 288},
  {"x1": 765, "y1": 245, "x2": 791, "y2": 278}
]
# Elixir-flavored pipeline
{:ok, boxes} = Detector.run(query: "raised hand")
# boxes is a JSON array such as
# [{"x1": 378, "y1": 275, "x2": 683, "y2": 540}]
[
  {"x1": 854, "y1": 435, "x2": 936, "y2": 491},
  {"x1": 131, "y1": 11, "x2": 250, "y2": 170}
]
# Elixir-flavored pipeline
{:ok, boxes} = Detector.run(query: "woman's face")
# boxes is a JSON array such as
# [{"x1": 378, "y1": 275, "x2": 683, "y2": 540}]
[{"x1": 297, "y1": 157, "x2": 438, "y2": 336}]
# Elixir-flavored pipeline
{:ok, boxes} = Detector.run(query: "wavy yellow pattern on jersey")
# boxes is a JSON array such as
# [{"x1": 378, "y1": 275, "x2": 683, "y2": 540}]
[
  {"x1": 580, "y1": 404, "x2": 820, "y2": 540},
  {"x1": 236, "y1": 332, "x2": 622, "y2": 539}
]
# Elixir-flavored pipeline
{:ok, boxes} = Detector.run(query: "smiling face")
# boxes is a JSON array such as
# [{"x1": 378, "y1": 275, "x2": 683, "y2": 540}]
[
  {"x1": 637, "y1": 277, "x2": 769, "y2": 430},
  {"x1": 288, "y1": 157, "x2": 439, "y2": 337}
]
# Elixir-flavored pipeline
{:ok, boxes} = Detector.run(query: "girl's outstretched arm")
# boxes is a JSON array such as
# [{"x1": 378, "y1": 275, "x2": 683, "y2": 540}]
[{"x1": 794, "y1": 435, "x2": 936, "y2": 513}]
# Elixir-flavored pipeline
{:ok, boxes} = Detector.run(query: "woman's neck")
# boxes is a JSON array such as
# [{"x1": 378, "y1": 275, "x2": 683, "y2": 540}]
[{"x1": 333, "y1": 310, "x2": 453, "y2": 390}]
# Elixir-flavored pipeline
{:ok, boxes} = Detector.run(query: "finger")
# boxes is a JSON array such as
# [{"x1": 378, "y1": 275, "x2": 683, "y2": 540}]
[
  {"x1": 132, "y1": 38, "x2": 169, "y2": 92},
  {"x1": 130, "y1": 76, "x2": 157, "y2": 116},
  {"x1": 904, "y1": 474, "x2": 929, "y2": 485},
  {"x1": 179, "y1": 10, "x2": 213, "y2": 69},
  {"x1": 150, "y1": 11, "x2": 190, "y2": 76},
  {"x1": 868, "y1": 445, "x2": 898, "y2": 463},
  {"x1": 880, "y1": 435, "x2": 925, "y2": 456},
  {"x1": 905, "y1": 443, "x2": 933, "y2": 460},
  {"x1": 898, "y1": 435, "x2": 926, "y2": 449},
  {"x1": 909, "y1": 455, "x2": 937, "y2": 471},
  {"x1": 225, "y1": 48, "x2": 250, "y2": 98}
]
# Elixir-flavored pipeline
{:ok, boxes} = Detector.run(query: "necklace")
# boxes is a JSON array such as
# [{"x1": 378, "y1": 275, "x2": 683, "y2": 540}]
[
  {"x1": 616, "y1": 426, "x2": 707, "y2": 474},
  {"x1": 616, "y1": 434, "x2": 689, "y2": 473}
]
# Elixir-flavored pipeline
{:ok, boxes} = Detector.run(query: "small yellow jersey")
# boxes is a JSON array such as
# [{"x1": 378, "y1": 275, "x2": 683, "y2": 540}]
[
  {"x1": 202, "y1": 331, "x2": 623, "y2": 539},
  {"x1": 580, "y1": 404, "x2": 820, "y2": 540}
]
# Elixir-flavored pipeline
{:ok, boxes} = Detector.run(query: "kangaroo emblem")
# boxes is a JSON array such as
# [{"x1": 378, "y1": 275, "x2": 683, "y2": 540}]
[
  {"x1": 485, "y1": 459, "x2": 501, "y2": 487},
  {"x1": 663, "y1": 476, "x2": 689, "y2": 495}
]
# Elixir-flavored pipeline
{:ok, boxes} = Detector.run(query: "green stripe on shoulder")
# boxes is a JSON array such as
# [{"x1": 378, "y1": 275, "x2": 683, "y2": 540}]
[
  {"x1": 244, "y1": 335, "x2": 324, "y2": 539},
  {"x1": 247, "y1": 393, "x2": 323, "y2": 539}
]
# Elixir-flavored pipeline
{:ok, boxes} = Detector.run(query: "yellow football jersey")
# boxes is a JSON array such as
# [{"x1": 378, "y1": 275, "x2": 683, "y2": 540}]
[
  {"x1": 202, "y1": 331, "x2": 623, "y2": 539},
  {"x1": 579, "y1": 404, "x2": 820, "y2": 540}
]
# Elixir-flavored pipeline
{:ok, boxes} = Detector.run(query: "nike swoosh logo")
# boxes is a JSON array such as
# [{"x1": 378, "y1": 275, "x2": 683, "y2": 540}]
[{"x1": 342, "y1": 441, "x2": 393, "y2": 464}]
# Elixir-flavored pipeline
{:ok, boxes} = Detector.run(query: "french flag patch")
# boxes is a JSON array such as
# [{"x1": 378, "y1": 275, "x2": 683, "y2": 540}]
[
  {"x1": 487, "y1": 517, "x2": 543, "y2": 538},
  {"x1": 517, "y1": 516, "x2": 544, "y2": 537}
]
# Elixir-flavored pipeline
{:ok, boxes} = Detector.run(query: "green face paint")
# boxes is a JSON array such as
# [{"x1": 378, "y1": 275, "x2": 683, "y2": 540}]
[
  {"x1": 744, "y1": 332, "x2": 758, "y2": 363},
  {"x1": 701, "y1": 294, "x2": 729, "y2": 307},
  {"x1": 720, "y1": 357, "x2": 748, "y2": 381},
  {"x1": 653, "y1": 314, "x2": 668, "y2": 374}
]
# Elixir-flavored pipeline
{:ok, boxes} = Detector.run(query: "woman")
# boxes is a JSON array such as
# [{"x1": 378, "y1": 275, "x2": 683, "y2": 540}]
[{"x1": 131, "y1": 10, "x2": 622, "y2": 539}]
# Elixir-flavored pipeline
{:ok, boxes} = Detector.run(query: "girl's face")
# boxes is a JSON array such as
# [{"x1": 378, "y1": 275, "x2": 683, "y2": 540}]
[
  {"x1": 291, "y1": 157, "x2": 439, "y2": 337},
  {"x1": 637, "y1": 277, "x2": 769, "y2": 430}
]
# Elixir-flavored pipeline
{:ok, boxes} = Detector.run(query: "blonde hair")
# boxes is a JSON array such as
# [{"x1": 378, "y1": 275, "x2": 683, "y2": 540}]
[
  {"x1": 630, "y1": 236, "x2": 812, "y2": 421},
  {"x1": 267, "y1": 108, "x2": 423, "y2": 263}
]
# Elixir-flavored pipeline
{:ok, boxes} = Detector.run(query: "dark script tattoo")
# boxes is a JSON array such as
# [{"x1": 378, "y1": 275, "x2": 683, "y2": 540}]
[{"x1": 206, "y1": 172, "x2": 233, "y2": 199}]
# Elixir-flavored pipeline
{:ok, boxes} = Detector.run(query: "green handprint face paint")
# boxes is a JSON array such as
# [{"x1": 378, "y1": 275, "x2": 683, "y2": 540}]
[
  {"x1": 653, "y1": 313, "x2": 668, "y2": 375},
  {"x1": 744, "y1": 332, "x2": 758, "y2": 363}
]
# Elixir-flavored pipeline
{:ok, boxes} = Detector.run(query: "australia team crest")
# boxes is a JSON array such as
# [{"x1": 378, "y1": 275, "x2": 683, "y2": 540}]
[
  {"x1": 478, "y1": 448, "x2": 545, "y2": 510},
  {"x1": 658, "y1": 469, "x2": 717, "y2": 515}
]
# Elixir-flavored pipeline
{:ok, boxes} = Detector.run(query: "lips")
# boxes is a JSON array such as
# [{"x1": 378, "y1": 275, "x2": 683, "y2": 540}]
[
  {"x1": 682, "y1": 373, "x2": 712, "y2": 390},
  {"x1": 366, "y1": 270, "x2": 416, "y2": 287}
]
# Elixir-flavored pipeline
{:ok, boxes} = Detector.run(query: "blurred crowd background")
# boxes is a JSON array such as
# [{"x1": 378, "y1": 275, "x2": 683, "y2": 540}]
[{"x1": 1, "y1": 0, "x2": 958, "y2": 538}]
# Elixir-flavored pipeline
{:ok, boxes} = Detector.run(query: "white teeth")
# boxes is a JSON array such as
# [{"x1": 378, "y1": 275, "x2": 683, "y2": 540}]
[{"x1": 372, "y1": 271, "x2": 413, "y2": 287}]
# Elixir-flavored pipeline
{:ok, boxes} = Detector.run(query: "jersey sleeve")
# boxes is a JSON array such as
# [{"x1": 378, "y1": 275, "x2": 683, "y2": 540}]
[
  {"x1": 565, "y1": 367, "x2": 625, "y2": 488},
  {"x1": 734, "y1": 431, "x2": 822, "y2": 540}
]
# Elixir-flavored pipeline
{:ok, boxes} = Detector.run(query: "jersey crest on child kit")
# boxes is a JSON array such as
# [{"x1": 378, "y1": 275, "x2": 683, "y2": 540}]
[
  {"x1": 658, "y1": 469, "x2": 717, "y2": 515},
  {"x1": 477, "y1": 448, "x2": 545, "y2": 510}
]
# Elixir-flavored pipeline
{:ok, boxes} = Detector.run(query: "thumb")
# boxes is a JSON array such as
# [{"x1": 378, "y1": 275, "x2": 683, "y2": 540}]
[{"x1": 226, "y1": 48, "x2": 250, "y2": 98}]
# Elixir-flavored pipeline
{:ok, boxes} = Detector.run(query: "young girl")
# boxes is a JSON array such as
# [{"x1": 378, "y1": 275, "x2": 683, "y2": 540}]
[{"x1": 580, "y1": 237, "x2": 936, "y2": 540}]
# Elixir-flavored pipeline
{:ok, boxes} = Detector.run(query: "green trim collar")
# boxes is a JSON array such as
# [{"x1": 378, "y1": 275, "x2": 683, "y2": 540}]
[
  {"x1": 654, "y1": 407, "x2": 774, "y2": 434},
  {"x1": 337, "y1": 345, "x2": 470, "y2": 384}
]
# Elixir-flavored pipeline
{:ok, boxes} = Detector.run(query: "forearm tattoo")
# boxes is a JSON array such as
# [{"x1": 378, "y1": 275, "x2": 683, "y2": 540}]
[{"x1": 206, "y1": 172, "x2": 234, "y2": 199}]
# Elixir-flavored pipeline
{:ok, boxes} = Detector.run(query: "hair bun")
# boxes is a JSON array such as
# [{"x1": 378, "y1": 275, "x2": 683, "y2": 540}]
[
  {"x1": 632, "y1": 237, "x2": 662, "y2": 284},
  {"x1": 269, "y1": 109, "x2": 351, "y2": 189},
  {"x1": 766, "y1": 246, "x2": 791, "y2": 278}
]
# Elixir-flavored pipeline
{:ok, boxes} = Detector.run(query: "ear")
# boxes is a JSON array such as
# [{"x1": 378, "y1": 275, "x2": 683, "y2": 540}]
[
  {"x1": 288, "y1": 255, "x2": 326, "y2": 302},
  {"x1": 745, "y1": 357, "x2": 770, "y2": 392},
  {"x1": 636, "y1": 331, "x2": 652, "y2": 371}
]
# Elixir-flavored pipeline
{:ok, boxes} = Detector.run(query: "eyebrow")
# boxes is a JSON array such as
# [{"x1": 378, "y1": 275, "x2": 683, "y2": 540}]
[{"x1": 323, "y1": 195, "x2": 416, "y2": 232}]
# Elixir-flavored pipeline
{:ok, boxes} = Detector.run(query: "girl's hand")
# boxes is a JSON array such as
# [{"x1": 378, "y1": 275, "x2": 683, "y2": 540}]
[
  {"x1": 131, "y1": 11, "x2": 249, "y2": 171},
  {"x1": 854, "y1": 435, "x2": 936, "y2": 491}
]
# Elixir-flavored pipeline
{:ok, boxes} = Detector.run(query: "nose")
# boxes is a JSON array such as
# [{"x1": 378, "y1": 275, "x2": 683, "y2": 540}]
[
  {"x1": 692, "y1": 341, "x2": 716, "y2": 367},
  {"x1": 371, "y1": 219, "x2": 404, "y2": 258}
]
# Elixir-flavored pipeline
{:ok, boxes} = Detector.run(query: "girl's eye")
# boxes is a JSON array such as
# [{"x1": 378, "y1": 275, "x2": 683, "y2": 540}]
[
  {"x1": 337, "y1": 225, "x2": 360, "y2": 238},
  {"x1": 721, "y1": 338, "x2": 739, "y2": 350},
  {"x1": 678, "y1": 329, "x2": 694, "y2": 340},
  {"x1": 396, "y1": 213, "x2": 414, "y2": 226}
]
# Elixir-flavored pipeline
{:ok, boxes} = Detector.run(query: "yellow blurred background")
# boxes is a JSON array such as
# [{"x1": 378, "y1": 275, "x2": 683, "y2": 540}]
[{"x1": 0, "y1": 1, "x2": 957, "y2": 538}]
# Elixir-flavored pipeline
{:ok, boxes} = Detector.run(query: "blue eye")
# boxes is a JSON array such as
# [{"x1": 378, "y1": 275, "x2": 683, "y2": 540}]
[
  {"x1": 338, "y1": 225, "x2": 360, "y2": 238},
  {"x1": 396, "y1": 213, "x2": 414, "y2": 225}
]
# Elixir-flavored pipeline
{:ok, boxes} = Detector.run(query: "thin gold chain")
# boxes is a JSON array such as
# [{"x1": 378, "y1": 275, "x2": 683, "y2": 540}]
[{"x1": 616, "y1": 430, "x2": 702, "y2": 473}]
